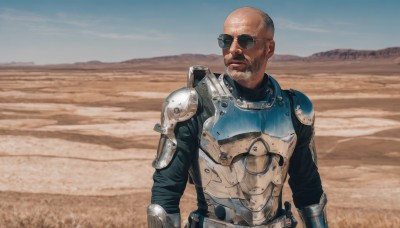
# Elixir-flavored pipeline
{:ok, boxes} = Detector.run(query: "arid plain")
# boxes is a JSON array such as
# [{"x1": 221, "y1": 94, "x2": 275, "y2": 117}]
[{"x1": 0, "y1": 57, "x2": 399, "y2": 227}]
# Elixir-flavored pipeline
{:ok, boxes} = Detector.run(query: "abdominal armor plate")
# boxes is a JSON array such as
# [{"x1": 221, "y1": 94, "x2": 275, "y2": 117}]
[{"x1": 194, "y1": 75, "x2": 297, "y2": 226}]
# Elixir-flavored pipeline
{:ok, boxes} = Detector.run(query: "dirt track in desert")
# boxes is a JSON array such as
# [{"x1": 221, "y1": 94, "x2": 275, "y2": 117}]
[{"x1": 0, "y1": 65, "x2": 399, "y2": 227}]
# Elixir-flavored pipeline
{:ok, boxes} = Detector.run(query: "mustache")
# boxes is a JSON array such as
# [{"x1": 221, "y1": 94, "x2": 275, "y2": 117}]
[{"x1": 232, "y1": 54, "x2": 245, "y2": 61}]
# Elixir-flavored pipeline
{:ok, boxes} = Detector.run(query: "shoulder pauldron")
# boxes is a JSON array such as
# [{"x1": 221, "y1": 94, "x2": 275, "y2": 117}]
[
  {"x1": 289, "y1": 89, "x2": 315, "y2": 126},
  {"x1": 152, "y1": 66, "x2": 212, "y2": 169}
]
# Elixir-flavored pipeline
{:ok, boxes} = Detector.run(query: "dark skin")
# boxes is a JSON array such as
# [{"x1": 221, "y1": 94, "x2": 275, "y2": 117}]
[{"x1": 223, "y1": 7, "x2": 275, "y2": 89}]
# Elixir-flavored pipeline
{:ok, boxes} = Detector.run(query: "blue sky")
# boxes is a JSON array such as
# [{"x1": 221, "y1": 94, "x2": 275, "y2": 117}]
[{"x1": 0, "y1": 0, "x2": 399, "y2": 64}]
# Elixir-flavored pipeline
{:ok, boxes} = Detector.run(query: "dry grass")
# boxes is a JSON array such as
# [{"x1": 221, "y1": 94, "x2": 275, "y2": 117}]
[
  {"x1": 328, "y1": 207, "x2": 400, "y2": 228},
  {"x1": 1, "y1": 191, "x2": 398, "y2": 228},
  {"x1": 0, "y1": 192, "x2": 147, "y2": 228}
]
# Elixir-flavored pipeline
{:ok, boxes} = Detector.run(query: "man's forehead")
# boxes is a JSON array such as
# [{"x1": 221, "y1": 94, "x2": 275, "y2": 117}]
[{"x1": 223, "y1": 15, "x2": 264, "y2": 34}]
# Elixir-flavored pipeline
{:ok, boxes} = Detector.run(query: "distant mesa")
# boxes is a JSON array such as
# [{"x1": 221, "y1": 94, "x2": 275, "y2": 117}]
[
  {"x1": 121, "y1": 53, "x2": 303, "y2": 64},
  {"x1": 2, "y1": 47, "x2": 399, "y2": 67},
  {"x1": 120, "y1": 47, "x2": 400, "y2": 65},
  {"x1": 308, "y1": 47, "x2": 400, "y2": 61},
  {"x1": 0, "y1": 61, "x2": 35, "y2": 66},
  {"x1": 121, "y1": 54, "x2": 222, "y2": 65},
  {"x1": 74, "y1": 60, "x2": 105, "y2": 65},
  {"x1": 270, "y1": 54, "x2": 303, "y2": 62}
]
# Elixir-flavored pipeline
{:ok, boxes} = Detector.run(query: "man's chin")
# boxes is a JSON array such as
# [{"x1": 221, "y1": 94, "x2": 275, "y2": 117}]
[{"x1": 226, "y1": 68, "x2": 253, "y2": 82}]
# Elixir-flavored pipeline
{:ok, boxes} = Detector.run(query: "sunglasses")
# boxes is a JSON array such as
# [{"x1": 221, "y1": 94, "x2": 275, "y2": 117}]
[{"x1": 218, "y1": 34, "x2": 269, "y2": 49}]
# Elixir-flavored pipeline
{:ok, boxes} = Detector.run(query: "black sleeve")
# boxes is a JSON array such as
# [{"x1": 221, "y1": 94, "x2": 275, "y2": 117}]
[
  {"x1": 288, "y1": 115, "x2": 323, "y2": 208},
  {"x1": 151, "y1": 120, "x2": 198, "y2": 214}
]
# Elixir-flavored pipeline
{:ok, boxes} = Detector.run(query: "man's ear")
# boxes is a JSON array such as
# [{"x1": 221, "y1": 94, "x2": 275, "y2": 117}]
[{"x1": 266, "y1": 39, "x2": 275, "y2": 59}]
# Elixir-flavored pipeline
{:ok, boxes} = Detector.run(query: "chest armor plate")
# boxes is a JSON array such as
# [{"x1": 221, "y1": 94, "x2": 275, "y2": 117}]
[{"x1": 192, "y1": 74, "x2": 297, "y2": 226}]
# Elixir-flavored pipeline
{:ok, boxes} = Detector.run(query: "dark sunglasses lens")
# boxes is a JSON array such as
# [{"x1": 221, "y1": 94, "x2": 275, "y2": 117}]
[
  {"x1": 218, "y1": 34, "x2": 233, "y2": 49},
  {"x1": 237, "y1": 34, "x2": 255, "y2": 49}
]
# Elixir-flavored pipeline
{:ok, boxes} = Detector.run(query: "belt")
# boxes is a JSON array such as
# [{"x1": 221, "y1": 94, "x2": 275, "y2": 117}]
[{"x1": 202, "y1": 214, "x2": 287, "y2": 228}]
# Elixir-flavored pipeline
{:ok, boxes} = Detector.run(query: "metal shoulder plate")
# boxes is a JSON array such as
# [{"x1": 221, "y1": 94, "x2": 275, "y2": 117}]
[
  {"x1": 297, "y1": 192, "x2": 328, "y2": 228},
  {"x1": 152, "y1": 67, "x2": 200, "y2": 169},
  {"x1": 290, "y1": 89, "x2": 315, "y2": 126},
  {"x1": 147, "y1": 204, "x2": 181, "y2": 228}
]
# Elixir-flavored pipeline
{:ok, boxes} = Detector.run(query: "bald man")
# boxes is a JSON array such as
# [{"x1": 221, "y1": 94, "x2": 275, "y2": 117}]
[{"x1": 147, "y1": 7, "x2": 328, "y2": 228}]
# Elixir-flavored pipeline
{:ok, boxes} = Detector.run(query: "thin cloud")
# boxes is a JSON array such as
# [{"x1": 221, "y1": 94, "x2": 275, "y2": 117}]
[
  {"x1": 55, "y1": 12, "x2": 98, "y2": 27},
  {"x1": 81, "y1": 30, "x2": 171, "y2": 40},
  {"x1": 0, "y1": 8, "x2": 172, "y2": 40},
  {"x1": 276, "y1": 17, "x2": 329, "y2": 33},
  {"x1": 330, "y1": 20, "x2": 355, "y2": 26},
  {"x1": 0, "y1": 8, "x2": 48, "y2": 23}
]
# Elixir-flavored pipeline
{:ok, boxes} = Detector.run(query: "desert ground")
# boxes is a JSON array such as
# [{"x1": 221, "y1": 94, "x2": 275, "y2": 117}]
[{"x1": 0, "y1": 62, "x2": 399, "y2": 227}]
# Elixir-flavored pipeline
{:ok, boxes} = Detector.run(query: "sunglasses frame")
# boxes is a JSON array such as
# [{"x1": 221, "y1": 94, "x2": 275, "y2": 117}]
[{"x1": 217, "y1": 34, "x2": 269, "y2": 50}]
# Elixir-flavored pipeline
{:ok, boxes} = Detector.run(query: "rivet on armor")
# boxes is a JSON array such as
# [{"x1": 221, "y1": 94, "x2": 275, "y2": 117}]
[
  {"x1": 252, "y1": 146, "x2": 257, "y2": 151},
  {"x1": 219, "y1": 152, "x2": 228, "y2": 160},
  {"x1": 205, "y1": 168, "x2": 210, "y2": 173},
  {"x1": 215, "y1": 206, "x2": 226, "y2": 220},
  {"x1": 220, "y1": 111, "x2": 225, "y2": 116},
  {"x1": 221, "y1": 101, "x2": 228, "y2": 108},
  {"x1": 174, "y1": 107, "x2": 180, "y2": 113}
]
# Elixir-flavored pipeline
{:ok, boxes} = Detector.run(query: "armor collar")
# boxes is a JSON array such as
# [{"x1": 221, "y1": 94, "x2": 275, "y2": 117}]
[
  {"x1": 217, "y1": 73, "x2": 283, "y2": 110},
  {"x1": 223, "y1": 73, "x2": 272, "y2": 102}
]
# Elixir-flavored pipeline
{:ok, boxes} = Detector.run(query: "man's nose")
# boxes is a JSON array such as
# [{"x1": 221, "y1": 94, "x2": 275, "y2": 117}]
[{"x1": 229, "y1": 38, "x2": 243, "y2": 55}]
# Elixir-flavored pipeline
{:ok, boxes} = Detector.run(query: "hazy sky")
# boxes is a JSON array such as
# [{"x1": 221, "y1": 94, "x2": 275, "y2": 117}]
[{"x1": 1, "y1": 0, "x2": 399, "y2": 64}]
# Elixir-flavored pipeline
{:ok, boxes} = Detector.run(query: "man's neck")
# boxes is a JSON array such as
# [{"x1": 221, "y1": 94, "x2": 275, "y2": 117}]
[
  {"x1": 234, "y1": 73, "x2": 265, "y2": 89},
  {"x1": 224, "y1": 73, "x2": 272, "y2": 102}
]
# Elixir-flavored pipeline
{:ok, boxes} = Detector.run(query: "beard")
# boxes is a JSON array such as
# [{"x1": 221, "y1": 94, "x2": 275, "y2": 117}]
[
  {"x1": 226, "y1": 54, "x2": 264, "y2": 84},
  {"x1": 225, "y1": 66, "x2": 252, "y2": 82}
]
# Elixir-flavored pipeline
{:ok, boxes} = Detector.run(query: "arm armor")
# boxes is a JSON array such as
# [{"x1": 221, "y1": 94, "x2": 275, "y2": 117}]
[
  {"x1": 290, "y1": 89, "x2": 315, "y2": 126},
  {"x1": 152, "y1": 67, "x2": 201, "y2": 169},
  {"x1": 147, "y1": 204, "x2": 181, "y2": 228},
  {"x1": 297, "y1": 192, "x2": 328, "y2": 228},
  {"x1": 290, "y1": 89, "x2": 318, "y2": 165}
]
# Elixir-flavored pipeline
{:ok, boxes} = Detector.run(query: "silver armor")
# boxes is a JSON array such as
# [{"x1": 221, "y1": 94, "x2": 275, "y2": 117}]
[
  {"x1": 189, "y1": 70, "x2": 298, "y2": 226},
  {"x1": 150, "y1": 66, "x2": 326, "y2": 227},
  {"x1": 152, "y1": 67, "x2": 200, "y2": 169},
  {"x1": 290, "y1": 89, "x2": 317, "y2": 165},
  {"x1": 297, "y1": 193, "x2": 328, "y2": 228},
  {"x1": 147, "y1": 204, "x2": 181, "y2": 228},
  {"x1": 290, "y1": 89, "x2": 314, "y2": 126}
]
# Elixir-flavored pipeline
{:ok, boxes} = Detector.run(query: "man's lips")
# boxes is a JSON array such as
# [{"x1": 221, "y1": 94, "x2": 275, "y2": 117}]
[{"x1": 228, "y1": 60, "x2": 246, "y2": 67}]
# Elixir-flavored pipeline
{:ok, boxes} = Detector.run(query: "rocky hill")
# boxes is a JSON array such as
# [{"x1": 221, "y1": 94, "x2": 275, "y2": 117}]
[
  {"x1": 119, "y1": 47, "x2": 400, "y2": 65},
  {"x1": 308, "y1": 47, "x2": 400, "y2": 61},
  {"x1": 121, "y1": 54, "x2": 222, "y2": 64},
  {"x1": 0, "y1": 61, "x2": 35, "y2": 66}
]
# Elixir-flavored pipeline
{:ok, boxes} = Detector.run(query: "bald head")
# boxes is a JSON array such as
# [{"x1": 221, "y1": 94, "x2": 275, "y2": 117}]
[{"x1": 225, "y1": 7, "x2": 274, "y2": 38}]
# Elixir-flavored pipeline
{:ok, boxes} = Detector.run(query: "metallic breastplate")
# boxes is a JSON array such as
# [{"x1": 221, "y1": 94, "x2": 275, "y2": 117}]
[{"x1": 191, "y1": 74, "x2": 297, "y2": 226}]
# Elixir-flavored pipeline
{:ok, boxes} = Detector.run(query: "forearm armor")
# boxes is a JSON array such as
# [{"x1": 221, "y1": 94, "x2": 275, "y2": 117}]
[
  {"x1": 297, "y1": 192, "x2": 328, "y2": 228},
  {"x1": 147, "y1": 204, "x2": 181, "y2": 228}
]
